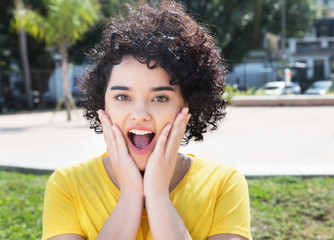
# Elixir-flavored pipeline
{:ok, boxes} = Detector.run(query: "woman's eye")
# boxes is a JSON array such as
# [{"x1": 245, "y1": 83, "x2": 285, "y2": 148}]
[
  {"x1": 115, "y1": 95, "x2": 130, "y2": 101},
  {"x1": 153, "y1": 96, "x2": 169, "y2": 103}
]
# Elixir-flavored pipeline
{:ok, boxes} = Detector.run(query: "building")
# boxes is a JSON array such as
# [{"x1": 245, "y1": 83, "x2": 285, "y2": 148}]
[
  {"x1": 287, "y1": 18, "x2": 334, "y2": 81},
  {"x1": 287, "y1": 35, "x2": 334, "y2": 81},
  {"x1": 230, "y1": 15, "x2": 334, "y2": 91}
]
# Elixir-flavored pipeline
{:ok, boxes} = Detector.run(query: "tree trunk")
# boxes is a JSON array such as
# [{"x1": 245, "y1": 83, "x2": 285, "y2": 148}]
[
  {"x1": 251, "y1": 0, "x2": 264, "y2": 49},
  {"x1": 17, "y1": 0, "x2": 33, "y2": 109},
  {"x1": 58, "y1": 35, "x2": 71, "y2": 121}
]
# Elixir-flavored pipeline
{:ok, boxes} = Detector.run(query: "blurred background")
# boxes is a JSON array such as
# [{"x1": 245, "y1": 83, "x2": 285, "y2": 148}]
[
  {"x1": 1, "y1": 2, "x2": 334, "y2": 239},
  {"x1": 1, "y1": 0, "x2": 334, "y2": 115}
]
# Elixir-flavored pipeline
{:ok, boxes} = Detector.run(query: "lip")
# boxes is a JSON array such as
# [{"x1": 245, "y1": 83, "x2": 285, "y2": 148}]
[{"x1": 126, "y1": 126, "x2": 156, "y2": 155}]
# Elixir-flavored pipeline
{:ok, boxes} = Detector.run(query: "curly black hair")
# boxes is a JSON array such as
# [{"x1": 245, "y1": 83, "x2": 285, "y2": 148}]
[{"x1": 78, "y1": 1, "x2": 227, "y2": 145}]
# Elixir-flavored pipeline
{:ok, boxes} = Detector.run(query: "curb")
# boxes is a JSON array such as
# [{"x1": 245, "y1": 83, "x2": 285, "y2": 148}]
[
  {"x1": 232, "y1": 95, "x2": 334, "y2": 106},
  {"x1": 0, "y1": 165, "x2": 54, "y2": 175}
]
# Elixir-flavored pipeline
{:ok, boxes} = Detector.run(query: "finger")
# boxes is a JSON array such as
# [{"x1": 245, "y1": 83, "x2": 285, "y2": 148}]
[
  {"x1": 153, "y1": 123, "x2": 171, "y2": 156},
  {"x1": 173, "y1": 107, "x2": 190, "y2": 130},
  {"x1": 98, "y1": 110, "x2": 118, "y2": 156},
  {"x1": 98, "y1": 110, "x2": 111, "y2": 142},
  {"x1": 112, "y1": 125, "x2": 130, "y2": 155},
  {"x1": 98, "y1": 110, "x2": 112, "y2": 134},
  {"x1": 165, "y1": 107, "x2": 191, "y2": 154},
  {"x1": 170, "y1": 107, "x2": 190, "y2": 140}
]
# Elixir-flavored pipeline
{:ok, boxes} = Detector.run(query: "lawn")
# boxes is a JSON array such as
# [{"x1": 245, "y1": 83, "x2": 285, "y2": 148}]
[
  {"x1": 1, "y1": 171, "x2": 333, "y2": 240},
  {"x1": 249, "y1": 176, "x2": 334, "y2": 240}
]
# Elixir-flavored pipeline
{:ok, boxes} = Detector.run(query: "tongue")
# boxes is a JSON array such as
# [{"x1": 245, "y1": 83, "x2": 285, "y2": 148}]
[{"x1": 133, "y1": 134, "x2": 151, "y2": 149}]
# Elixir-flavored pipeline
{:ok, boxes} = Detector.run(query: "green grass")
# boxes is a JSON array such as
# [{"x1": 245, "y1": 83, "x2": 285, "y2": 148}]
[
  {"x1": 1, "y1": 172, "x2": 334, "y2": 240},
  {"x1": 249, "y1": 176, "x2": 334, "y2": 240},
  {"x1": 0, "y1": 171, "x2": 49, "y2": 239}
]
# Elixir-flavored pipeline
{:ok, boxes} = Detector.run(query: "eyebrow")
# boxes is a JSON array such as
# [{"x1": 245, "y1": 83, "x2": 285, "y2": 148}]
[
  {"x1": 110, "y1": 86, "x2": 175, "y2": 92},
  {"x1": 151, "y1": 86, "x2": 175, "y2": 92},
  {"x1": 110, "y1": 86, "x2": 130, "y2": 91}
]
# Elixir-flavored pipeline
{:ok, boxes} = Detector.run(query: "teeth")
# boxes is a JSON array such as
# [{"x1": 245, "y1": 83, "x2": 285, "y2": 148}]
[{"x1": 129, "y1": 129, "x2": 152, "y2": 135}]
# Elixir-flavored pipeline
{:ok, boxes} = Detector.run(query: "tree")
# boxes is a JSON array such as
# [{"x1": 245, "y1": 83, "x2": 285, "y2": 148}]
[
  {"x1": 15, "y1": 0, "x2": 33, "y2": 109},
  {"x1": 263, "y1": 0, "x2": 319, "y2": 38},
  {"x1": 181, "y1": 0, "x2": 320, "y2": 63},
  {"x1": 11, "y1": 0, "x2": 101, "y2": 120}
]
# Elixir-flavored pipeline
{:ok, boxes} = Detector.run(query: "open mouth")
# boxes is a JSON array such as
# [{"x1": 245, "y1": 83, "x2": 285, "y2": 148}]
[{"x1": 128, "y1": 129, "x2": 155, "y2": 150}]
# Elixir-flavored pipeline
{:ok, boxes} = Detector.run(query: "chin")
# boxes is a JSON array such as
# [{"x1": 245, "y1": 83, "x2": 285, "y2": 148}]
[{"x1": 131, "y1": 153, "x2": 149, "y2": 171}]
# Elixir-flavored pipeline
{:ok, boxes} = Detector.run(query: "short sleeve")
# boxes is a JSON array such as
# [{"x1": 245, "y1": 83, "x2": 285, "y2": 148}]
[
  {"x1": 209, "y1": 168, "x2": 252, "y2": 240},
  {"x1": 42, "y1": 170, "x2": 85, "y2": 240}
]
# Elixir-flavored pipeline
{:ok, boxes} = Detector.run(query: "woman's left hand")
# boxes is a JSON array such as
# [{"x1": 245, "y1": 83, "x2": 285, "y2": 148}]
[{"x1": 143, "y1": 107, "x2": 191, "y2": 196}]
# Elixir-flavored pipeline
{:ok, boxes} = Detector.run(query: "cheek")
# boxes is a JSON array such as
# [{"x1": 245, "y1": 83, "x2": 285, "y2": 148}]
[
  {"x1": 156, "y1": 108, "x2": 180, "y2": 125},
  {"x1": 106, "y1": 110, "x2": 121, "y2": 124},
  {"x1": 104, "y1": 103, "x2": 118, "y2": 123}
]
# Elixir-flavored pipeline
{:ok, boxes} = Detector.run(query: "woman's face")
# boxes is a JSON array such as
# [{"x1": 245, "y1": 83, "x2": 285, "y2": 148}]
[{"x1": 104, "y1": 55, "x2": 186, "y2": 170}]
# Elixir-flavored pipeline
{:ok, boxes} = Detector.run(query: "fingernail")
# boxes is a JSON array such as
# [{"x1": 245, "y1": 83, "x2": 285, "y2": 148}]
[
  {"x1": 111, "y1": 125, "x2": 118, "y2": 132},
  {"x1": 182, "y1": 107, "x2": 189, "y2": 115},
  {"x1": 97, "y1": 110, "x2": 102, "y2": 120}
]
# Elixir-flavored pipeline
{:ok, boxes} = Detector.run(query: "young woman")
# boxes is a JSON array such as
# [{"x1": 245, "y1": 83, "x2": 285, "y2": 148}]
[{"x1": 42, "y1": 2, "x2": 252, "y2": 240}]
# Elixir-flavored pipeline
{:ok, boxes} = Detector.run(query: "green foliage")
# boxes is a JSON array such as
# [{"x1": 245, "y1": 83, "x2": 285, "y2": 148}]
[
  {"x1": 11, "y1": 0, "x2": 101, "y2": 46},
  {"x1": 263, "y1": 0, "x2": 319, "y2": 38},
  {"x1": 0, "y1": 0, "x2": 54, "y2": 73},
  {"x1": 1, "y1": 171, "x2": 333, "y2": 239},
  {"x1": 223, "y1": 84, "x2": 256, "y2": 104},
  {"x1": 181, "y1": 0, "x2": 319, "y2": 62}
]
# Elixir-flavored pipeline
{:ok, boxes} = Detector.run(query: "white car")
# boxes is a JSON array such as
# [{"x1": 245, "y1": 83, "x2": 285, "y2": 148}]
[
  {"x1": 304, "y1": 80, "x2": 333, "y2": 95},
  {"x1": 256, "y1": 81, "x2": 301, "y2": 95}
]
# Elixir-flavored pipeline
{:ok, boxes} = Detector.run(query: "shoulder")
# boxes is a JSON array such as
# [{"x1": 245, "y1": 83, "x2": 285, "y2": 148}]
[
  {"x1": 190, "y1": 155, "x2": 245, "y2": 181},
  {"x1": 47, "y1": 155, "x2": 103, "y2": 189},
  {"x1": 185, "y1": 155, "x2": 248, "y2": 195}
]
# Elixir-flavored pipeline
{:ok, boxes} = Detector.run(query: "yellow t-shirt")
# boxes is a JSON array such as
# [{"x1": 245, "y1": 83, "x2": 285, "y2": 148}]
[{"x1": 42, "y1": 155, "x2": 252, "y2": 240}]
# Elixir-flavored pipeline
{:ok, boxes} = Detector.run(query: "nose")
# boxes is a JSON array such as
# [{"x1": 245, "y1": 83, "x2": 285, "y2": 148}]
[{"x1": 130, "y1": 101, "x2": 151, "y2": 122}]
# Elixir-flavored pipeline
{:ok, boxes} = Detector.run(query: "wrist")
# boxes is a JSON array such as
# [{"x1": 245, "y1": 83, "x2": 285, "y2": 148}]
[
  {"x1": 144, "y1": 187, "x2": 169, "y2": 198},
  {"x1": 119, "y1": 182, "x2": 144, "y2": 196},
  {"x1": 144, "y1": 191, "x2": 171, "y2": 208},
  {"x1": 119, "y1": 191, "x2": 144, "y2": 205},
  {"x1": 120, "y1": 190, "x2": 144, "y2": 198}
]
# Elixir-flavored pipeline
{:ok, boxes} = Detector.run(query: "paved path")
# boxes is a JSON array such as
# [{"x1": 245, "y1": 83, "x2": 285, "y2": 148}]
[{"x1": 1, "y1": 107, "x2": 333, "y2": 176}]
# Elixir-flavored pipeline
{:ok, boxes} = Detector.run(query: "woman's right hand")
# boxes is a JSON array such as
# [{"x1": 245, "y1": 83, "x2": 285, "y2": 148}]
[{"x1": 98, "y1": 110, "x2": 144, "y2": 195}]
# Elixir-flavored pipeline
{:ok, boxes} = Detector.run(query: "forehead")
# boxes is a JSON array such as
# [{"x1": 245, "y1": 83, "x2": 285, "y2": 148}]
[{"x1": 109, "y1": 55, "x2": 172, "y2": 87}]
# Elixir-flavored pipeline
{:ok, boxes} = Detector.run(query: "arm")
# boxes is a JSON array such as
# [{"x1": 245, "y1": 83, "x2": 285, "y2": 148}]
[
  {"x1": 44, "y1": 193, "x2": 143, "y2": 240},
  {"x1": 43, "y1": 190, "x2": 142, "y2": 240},
  {"x1": 43, "y1": 171, "x2": 87, "y2": 240},
  {"x1": 208, "y1": 169, "x2": 252, "y2": 240},
  {"x1": 144, "y1": 107, "x2": 192, "y2": 240},
  {"x1": 208, "y1": 234, "x2": 248, "y2": 240},
  {"x1": 96, "y1": 110, "x2": 144, "y2": 239},
  {"x1": 145, "y1": 193, "x2": 192, "y2": 240},
  {"x1": 47, "y1": 234, "x2": 85, "y2": 240},
  {"x1": 46, "y1": 112, "x2": 144, "y2": 240},
  {"x1": 97, "y1": 192, "x2": 143, "y2": 239},
  {"x1": 144, "y1": 107, "x2": 252, "y2": 240}
]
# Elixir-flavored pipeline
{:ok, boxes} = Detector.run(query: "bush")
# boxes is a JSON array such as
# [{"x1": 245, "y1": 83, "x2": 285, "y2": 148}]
[{"x1": 223, "y1": 84, "x2": 256, "y2": 104}]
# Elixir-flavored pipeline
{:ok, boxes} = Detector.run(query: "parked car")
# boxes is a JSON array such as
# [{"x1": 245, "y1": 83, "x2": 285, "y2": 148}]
[
  {"x1": 287, "y1": 82, "x2": 301, "y2": 95},
  {"x1": 256, "y1": 81, "x2": 301, "y2": 95},
  {"x1": 304, "y1": 80, "x2": 333, "y2": 95},
  {"x1": 6, "y1": 90, "x2": 41, "y2": 109}
]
